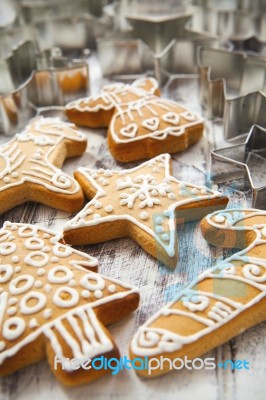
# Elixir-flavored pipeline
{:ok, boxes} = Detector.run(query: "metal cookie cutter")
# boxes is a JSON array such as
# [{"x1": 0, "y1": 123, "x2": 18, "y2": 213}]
[
  {"x1": 0, "y1": 40, "x2": 89, "y2": 136},
  {"x1": 97, "y1": 9, "x2": 228, "y2": 85},
  {"x1": 198, "y1": 46, "x2": 266, "y2": 139},
  {"x1": 189, "y1": 0, "x2": 266, "y2": 49},
  {"x1": 0, "y1": 0, "x2": 113, "y2": 59},
  {"x1": 211, "y1": 125, "x2": 266, "y2": 209}
]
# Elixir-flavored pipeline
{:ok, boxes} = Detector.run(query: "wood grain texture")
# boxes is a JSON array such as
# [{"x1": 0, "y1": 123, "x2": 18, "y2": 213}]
[{"x1": 0, "y1": 58, "x2": 264, "y2": 400}]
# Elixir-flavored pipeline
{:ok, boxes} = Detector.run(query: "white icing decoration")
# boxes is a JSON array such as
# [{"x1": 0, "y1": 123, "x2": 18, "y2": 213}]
[
  {"x1": 34, "y1": 280, "x2": 43, "y2": 288},
  {"x1": 37, "y1": 268, "x2": 45, "y2": 276},
  {"x1": 140, "y1": 211, "x2": 149, "y2": 220},
  {"x1": 43, "y1": 309, "x2": 53, "y2": 319},
  {"x1": 180, "y1": 111, "x2": 196, "y2": 121},
  {"x1": 0, "y1": 265, "x2": 13, "y2": 283},
  {"x1": 81, "y1": 290, "x2": 90, "y2": 298},
  {"x1": 130, "y1": 209, "x2": 266, "y2": 358},
  {"x1": 20, "y1": 292, "x2": 47, "y2": 315},
  {"x1": 3, "y1": 317, "x2": 26, "y2": 340},
  {"x1": 64, "y1": 154, "x2": 223, "y2": 260},
  {"x1": 24, "y1": 251, "x2": 49, "y2": 268},
  {"x1": 9, "y1": 275, "x2": 34, "y2": 295},
  {"x1": 8, "y1": 298, "x2": 17, "y2": 306},
  {"x1": 53, "y1": 287, "x2": 79, "y2": 308},
  {"x1": 0, "y1": 223, "x2": 137, "y2": 368},
  {"x1": 162, "y1": 112, "x2": 180, "y2": 125},
  {"x1": 14, "y1": 266, "x2": 21, "y2": 273},
  {"x1": 120, "y1": 123, "x2": 138, "y2": 138},
  {"x1": 0, "y1": 342, "x2": 5, "y2": 351},
  {"x1": 94, "y1": 290, "x2": 103, "y2": 299},
  {"x1": 182, "y1": 293, "x2": 209, "y2": 312},
  {"x1": 29, "y1": 318, "x2": 39, "y2": 329},
  {"x1": 0, "y1": 117, "x2": 84, "y2": 199},
  {"x1": 142, "y1": 117, "x2": 160, "y2": 131},
  {"x1": 95, "y1": 201, "x2": 102, "y2": 209},
  {"x1": 42, "y1": 246, "x2": 50, "y2": 253},
  {"x1": 214, "y1": 215, "x2": 225, "y2": 223},
  {"x1": 108, "y1": 284, "x2": 116, "y2": 293},
  {"x1": 11, "y1": 256, "x2": 19, "y2": 263},
  {"x1": 162, "y1": 233, "x2": 169, "y2": 242},
  {"x1": 7, "y1": 307, "x2": 17, "y2": 315},
  {"x1": 243, "y1": 264, "x2": 266, "y2": 283},
  {"x1": 51, "y1": 256, "x2": 59, "y2": 263},
  {"x1": 44, "y1": 284, "x2": 52, "y2": 293},
  {"x1": 80, "y1": 273, "x2": 105, "y2": 291},
  {"x1": 0, "y1": 242, "x2": 16, "y2": 255},
  {"x1": 105, "y1": 205, "x2": 113, "y2": 213},
  {"x1": 48, "y1": 266, "x2": 74, "y2": 284},
  {"x1": 25, "y1": 237, "x2": 44, "y2": 250},
  {"x1": 53, "y1": 244, "x2": 72, "y2": 258},
  {"x1": 109, "y1": 96, "x2": 202, "y2": 143}
]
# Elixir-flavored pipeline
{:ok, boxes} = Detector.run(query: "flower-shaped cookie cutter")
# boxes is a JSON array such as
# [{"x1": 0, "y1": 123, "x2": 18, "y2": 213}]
[
  {"x1": 0, "y1": 40, "x2": 89, "y2": 136},
  {"x1": 211, "y1": 125, "x2": 266, "y2": 209}
]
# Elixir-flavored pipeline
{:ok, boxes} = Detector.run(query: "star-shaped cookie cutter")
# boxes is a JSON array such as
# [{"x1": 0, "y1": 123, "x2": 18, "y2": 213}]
[
  {"x1": 211, "y1": 125, "x2": 266, "y2": 209},
  {"x1": 0, "y1": 40, "x2": 89, "y2": 136},
  {"x1": 97, "y1": 10, "x2": 228, "y2": 85},
  {"x1": 198, "y1": 46, "x2": 266, "y2": 139}
]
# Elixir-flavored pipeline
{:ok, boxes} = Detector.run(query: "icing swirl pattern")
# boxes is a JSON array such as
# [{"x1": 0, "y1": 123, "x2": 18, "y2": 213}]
[
  {"x1": 130, "y1": 208, "x2": 266, "y2": 373},
  {"x1": 0, "y1": 117, "x2": 87, "y2": 213}
]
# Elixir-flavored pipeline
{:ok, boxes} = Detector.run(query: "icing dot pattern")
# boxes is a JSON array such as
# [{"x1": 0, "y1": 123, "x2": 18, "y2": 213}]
[
  {"x1": 0, "y1": 222, "x2": 135, "y2": 361},
  {"x1": 66, "y1": 154, "x2": 222, "y2": 261}
]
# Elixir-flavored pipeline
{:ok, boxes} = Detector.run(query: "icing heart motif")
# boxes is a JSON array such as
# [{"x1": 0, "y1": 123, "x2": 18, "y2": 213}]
[
  {"x1": 180, "y1": 111, "x2": 196, "y2": 122},
  {"x1": 120, "y1": 123, "x2": 138, "y2": 138},
  {"x1": 142, "y1": 117, "x2": 160, "y2": 131},
  {"x1": 162, "y1": 112, "x2": 180, "y2": 125}
]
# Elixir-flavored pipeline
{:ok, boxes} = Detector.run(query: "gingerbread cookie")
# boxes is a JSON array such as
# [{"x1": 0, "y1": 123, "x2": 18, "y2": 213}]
[
  {"x1": 0, "y1": 117, "x2": 87, "y2": 213},
  {"x1": 65, "y1": 77, "x2": 204, "y2": 162},
  {"x1": 63, "y1": 154, "x2": 228, "y2": 268},
  {"x1": 0, "y1": 222, "x2": 139, "y2": 386},
  {"x1": 130, "y1": 208, "x2": 266, "y2": 377}
]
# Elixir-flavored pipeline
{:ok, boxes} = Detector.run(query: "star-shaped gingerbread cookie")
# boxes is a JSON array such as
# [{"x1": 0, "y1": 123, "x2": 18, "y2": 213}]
[
  {"x1": 0, "y1": 117, "x2": 87, "y2": 214},
  {"x1": 0, "y1": 222, "x2": 139, "y2": 386},
  {"x1": 130, "y1": 208, "x2": 266, "y2": 377},
  {"x1": 63, "y1": 154, "x2": 228, "y2": 268},
  {"x1": 65, "y1": 77, "x2": 204, "y2": 162}
]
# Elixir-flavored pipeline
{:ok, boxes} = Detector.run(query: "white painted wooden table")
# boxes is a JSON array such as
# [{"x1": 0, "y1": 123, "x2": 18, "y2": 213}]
[{"x1": 0, "y1": 56, "x2": 265, "y2": 400}]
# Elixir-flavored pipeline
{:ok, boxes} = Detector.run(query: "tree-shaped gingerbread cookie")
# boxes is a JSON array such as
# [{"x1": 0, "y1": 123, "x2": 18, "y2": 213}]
[{"x1": 0, "y1": 222, "x2": 139, "y2": 385}]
